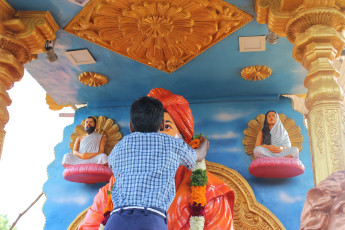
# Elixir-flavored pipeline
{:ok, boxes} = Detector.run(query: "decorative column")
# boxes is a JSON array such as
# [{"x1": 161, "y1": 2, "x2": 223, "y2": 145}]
[
  {"x1": 256, "y1": 0, "x2": 345, "y2": 184},
  {"x1": 0, "y1": 0, "x2": 58, "y2": 158}
]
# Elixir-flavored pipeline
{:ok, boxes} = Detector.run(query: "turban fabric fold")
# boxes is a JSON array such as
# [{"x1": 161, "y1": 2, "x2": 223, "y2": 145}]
[{"x1": 148, "y1": 88, "x2": 194, "y2": 143}]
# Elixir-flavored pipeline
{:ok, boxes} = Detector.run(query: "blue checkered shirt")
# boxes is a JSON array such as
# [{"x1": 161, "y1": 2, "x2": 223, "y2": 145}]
[{"x1": 108, "y1": 132, "x2": 196, "y2": 211}]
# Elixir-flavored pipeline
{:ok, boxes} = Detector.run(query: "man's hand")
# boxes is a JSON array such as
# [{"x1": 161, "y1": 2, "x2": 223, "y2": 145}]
[{"x1": 195, "y1": 136, "x2": 209, "y2": 162}]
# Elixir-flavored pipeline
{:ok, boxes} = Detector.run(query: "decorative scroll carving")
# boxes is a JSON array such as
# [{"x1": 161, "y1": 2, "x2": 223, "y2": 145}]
[
  {"x1": 69, "y1": 116, "x2": 122, "y2": 155},
  {"x1": 79, "y1": 72, "x2": 108, "y2": 87},
  {"x1": 241, "y1": 65, "x2": 272, "y2": 81},
  {"x1": 67, "y1": 161, "x2": 285, "y2": 230},
  {"x1": 45, "y1": 94, "x2": 72, "y2": 111},
  {"x1": 242, "y1": 113, "x2": 303, "y2": 160},
  {"x1": 325, "y1": 109, "x2": 344, "y2": 172},
  {"x1": 65, "y1": 0, "x2": 253, "y2": 73},
  {"x1": 314, "y1": 109, "x2": 324, "y2": 156}
]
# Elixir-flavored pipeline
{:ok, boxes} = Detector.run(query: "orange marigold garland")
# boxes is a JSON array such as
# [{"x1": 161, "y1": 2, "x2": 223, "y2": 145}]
[
  {"x1": 189, "y1": 133, "x2": 208, "y2": 230},
  {"x1": 99, "y1": 186, "x2": 113, "y2": 230}
]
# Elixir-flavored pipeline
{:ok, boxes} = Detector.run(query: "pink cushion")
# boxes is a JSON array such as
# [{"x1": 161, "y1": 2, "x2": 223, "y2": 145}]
[
  {"x1": 249, "y1": 157, "x2": 305, "y2": 178},
  {"x1": 63, "y1": 164, "x2": 113, "y2": 184}
]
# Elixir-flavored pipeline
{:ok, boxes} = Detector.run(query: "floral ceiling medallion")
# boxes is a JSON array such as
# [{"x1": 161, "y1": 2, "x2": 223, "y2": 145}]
[
  {"x1": 241, "y1": 65, "x2": 272, "y2": 81},
  {"x1": 65, "y1": 0, "x2": 253, "y2": 73},
  {"x1": 79, "y1": 72, "x2": 108, "y2": 87}
]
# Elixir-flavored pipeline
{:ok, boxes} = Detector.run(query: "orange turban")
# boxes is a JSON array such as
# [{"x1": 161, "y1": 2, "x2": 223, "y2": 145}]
[{"x1": 148, "y1": 88, "x2": 194, "y2": 143}]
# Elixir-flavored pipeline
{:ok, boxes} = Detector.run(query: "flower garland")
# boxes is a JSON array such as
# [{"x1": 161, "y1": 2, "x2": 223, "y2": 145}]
[
  {"x1": 99, "y1": 186, "x2": 113, "y2": 230},
  {"x1": 189, "y1": 134, "x2": 208, "y2": 230}
]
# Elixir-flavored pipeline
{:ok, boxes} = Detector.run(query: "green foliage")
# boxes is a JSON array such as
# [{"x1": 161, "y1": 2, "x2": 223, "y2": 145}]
[
  {"x1": 0, "y1": 214, "x2": 17, "y2": 230},
  {"x1": 190, "y1": 169, "x2": 208, "y2": 187},
  {"x1": 192, "y1": 133, "x2": 208, "y2": 140}
]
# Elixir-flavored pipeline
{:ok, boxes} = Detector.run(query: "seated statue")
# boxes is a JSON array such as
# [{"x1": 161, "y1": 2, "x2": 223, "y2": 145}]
[
  {"x1": 253, "y1": 110, "x2": 299, "y2": 159},
  {"x1": 62, "y1": 116, "x2": 108, "y2": 167},
  {"x1": 78, "y1": 88, "x2": 234, "y2": 229},
  {"x1": 300, "y1": 170, "x2": 345, "y2": 230}
]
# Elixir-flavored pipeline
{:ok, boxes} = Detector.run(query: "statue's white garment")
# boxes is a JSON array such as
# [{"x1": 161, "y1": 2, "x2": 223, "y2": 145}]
[
  {"x1": 62, "y1": 132, "x2": 108, "y2": 166},
  {"x1": 270, "y1": 113, "x2": 291, "y2": 147},
  {"x1": 254, "y1": 146, "x2": 299, "y2": 159},
  {"x1": 253, "y1": 113, "x2": 299, "y2": 159}
]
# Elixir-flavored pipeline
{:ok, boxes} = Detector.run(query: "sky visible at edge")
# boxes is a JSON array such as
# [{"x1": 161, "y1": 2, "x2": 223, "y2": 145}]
[{"x1": 0, "y1": 70, "x2": 74, "y2": 229}]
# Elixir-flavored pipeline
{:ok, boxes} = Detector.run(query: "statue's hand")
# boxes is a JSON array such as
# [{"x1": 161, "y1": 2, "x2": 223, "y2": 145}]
[{"x1": 267, "y1": 145, "x2": 282, "y2": 153}]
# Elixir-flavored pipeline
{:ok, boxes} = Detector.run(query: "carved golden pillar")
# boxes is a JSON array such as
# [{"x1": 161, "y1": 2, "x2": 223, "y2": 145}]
[
  {"x1": 0, "y1": 0, "x2": 58, "y2": 159},
  {"x1": 256, "y1": 0, "x2": 345, "y2": 184}
]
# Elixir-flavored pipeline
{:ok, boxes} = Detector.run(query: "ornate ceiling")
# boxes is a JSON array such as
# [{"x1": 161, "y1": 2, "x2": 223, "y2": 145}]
[
  {"x1": 65, "y1": 0, "x2": 252, "y2": 73},
  {"x1": 5, "y1": 0, "x2": 308, "y2": 106}
]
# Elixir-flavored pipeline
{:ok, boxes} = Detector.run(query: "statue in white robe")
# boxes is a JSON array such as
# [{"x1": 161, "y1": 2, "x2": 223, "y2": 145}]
[
  {"x1": 253, "y1": 111, "x2": 299, "y2": 159},
  {"x1": 62, "y1": 117, "x2": 107, "y2": 167}
]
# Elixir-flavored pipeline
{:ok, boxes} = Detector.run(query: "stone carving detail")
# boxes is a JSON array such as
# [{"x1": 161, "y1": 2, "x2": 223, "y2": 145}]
[
  {"x1": 69, "y1": 116, "x2": 122, "y2": 155},
  {"x1": 243, "y1": 113, "x2": 303, "y2": 159},
  {"x1": 67, "y1": 161, "x2": 285, "y2": 230},
  {"x1": 241, "y1": 65, "x2": 272, "y2": 81},
  {"x1": 65, "y1": 0, "x2": 253, "y2": 73},
  {"x1": 79, "y1": 72, "x2": 108, "y2": 87}
]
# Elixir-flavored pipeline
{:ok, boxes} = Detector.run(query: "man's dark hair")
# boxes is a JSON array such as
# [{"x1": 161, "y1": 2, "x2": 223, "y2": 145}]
[
  {"x1": 130, "y1": 96, "x2": 164, "y2": 133},
  {"x1": 87, "y1": 116, "x2": 97, "y2": 125}
]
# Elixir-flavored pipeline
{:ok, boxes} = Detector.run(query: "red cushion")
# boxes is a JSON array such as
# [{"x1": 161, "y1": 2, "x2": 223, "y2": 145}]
[
  {"x1": 63, "y1": 164, "x2": 113, "y2": 184},
  {"x1": 249, "y1": 157, "x2": 305, "y2": 178}
]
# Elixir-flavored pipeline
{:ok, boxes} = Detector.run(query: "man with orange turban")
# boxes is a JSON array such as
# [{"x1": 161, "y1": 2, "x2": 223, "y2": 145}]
[{"x1": 78, "y1": 88, "x2": 234, "y2": 230}]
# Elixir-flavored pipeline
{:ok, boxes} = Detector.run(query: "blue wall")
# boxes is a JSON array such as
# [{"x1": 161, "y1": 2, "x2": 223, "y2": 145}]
[{"x1": 43, "y1": 96, "x2": 313, "y2": 230}]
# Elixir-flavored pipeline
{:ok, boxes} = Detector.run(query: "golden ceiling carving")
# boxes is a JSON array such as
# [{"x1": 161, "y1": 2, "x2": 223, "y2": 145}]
[
  {"x1": 241, "y1": 65, "x2": 272, "y2": 81},
  {"x1": 65, "y1": 0, "x2": 252, "y2": 73},
  {"x1": 70, "y1": 116, "x2": 122, "y2": 155},
  {"x1": 45, "y1": 94, "x2": 72, "y2": 111},
  {"x1": 243, "y1": 113, "x2": 303, "y2": 160},
  {"x1": 79, "y1": 72, "x2": 108, "y2": 87},
  {"x1": 67, "y1": 161, "x2": 285, "y2": 230}
]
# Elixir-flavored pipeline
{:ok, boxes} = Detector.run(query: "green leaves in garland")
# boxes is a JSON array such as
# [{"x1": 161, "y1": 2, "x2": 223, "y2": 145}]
[{"x1": 190, "y1": 169, "x2": 208, "y2": 187}]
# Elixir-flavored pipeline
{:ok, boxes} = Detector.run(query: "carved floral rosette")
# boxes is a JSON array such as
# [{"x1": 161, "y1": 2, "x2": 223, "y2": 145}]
[
  {"x1": 242, "y1": 113, "x2": 303, "y2": 160},
  {"x1": 78, "y1": 72, "x2": 108, "y2": 87},
  {"x1": 241, "y1": 65, "x2": 272, "y2": 81},
  {"x1": 65, "y1": 0, "x2": 253, "y2": 73},
  {"x1": 69, "y1": 116, "x2": 122, "y2": 155}
]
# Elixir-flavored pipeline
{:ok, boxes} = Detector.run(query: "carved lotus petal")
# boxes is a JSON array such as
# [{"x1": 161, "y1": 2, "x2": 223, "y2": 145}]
[
  {"x1": 241, "y1": 65, "x2": 272, "y2": 81},
  {"x1": 69, "y1": 116, "x2": 122, "y2": 155},
  {"x1": 243, "y1": 113, "x2": 303, "y2": 159},
  {"x1": 79, "y1": 72, "x2": 108, "y2": 87}
]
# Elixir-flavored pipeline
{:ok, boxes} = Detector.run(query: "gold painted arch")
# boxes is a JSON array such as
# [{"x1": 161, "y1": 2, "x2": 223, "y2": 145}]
[
  {"x1": 68, "y1": 161, "x2": 285, "y2": 230},
  {"x1": 242, "y1": 113, "x2": 303, "y2": 160},
  {"x1": 69, "y1": 116, "x2": 122, "y2": 155}
]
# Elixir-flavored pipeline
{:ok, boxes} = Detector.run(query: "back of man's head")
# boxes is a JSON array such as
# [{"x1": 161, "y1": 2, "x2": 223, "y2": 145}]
[{"x1": 130, "y1": 96, "x2": 164, "y2": 133}]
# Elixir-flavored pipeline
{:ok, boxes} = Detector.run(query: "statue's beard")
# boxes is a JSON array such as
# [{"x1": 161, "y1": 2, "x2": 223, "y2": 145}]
[{"x1": 85, "y1": 126, "x2": 95, "y2": 134}]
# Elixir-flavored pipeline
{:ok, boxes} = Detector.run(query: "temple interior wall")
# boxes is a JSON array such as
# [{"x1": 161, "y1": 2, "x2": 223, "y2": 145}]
[{"x1": 43, "y1": 96, "x2": 313, "y2": 230}]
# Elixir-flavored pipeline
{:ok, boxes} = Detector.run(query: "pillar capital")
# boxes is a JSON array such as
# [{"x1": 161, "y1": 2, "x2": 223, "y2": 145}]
[{"x1": 0, "y1": 0, "x2": 59, "y2": 159}]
